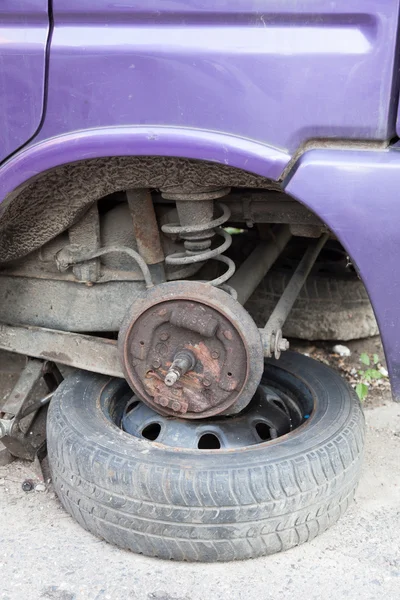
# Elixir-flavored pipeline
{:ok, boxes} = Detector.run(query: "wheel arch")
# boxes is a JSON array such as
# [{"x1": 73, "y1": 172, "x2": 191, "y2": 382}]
[
  {"x1": 0, "y1": 126, "x2": 287, "y2": 263},
  {"x1": 0, "y1": 126, "x2": 289, "y2": 202}
]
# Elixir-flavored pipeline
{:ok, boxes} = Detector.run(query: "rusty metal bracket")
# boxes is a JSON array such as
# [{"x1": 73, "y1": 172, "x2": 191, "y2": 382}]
[
  {"x1": 0, "y1": 358, "x2": 63, "y2": 460},
  {"x1": 126, "y1": 189, "x2": 166, "y2": 284}
]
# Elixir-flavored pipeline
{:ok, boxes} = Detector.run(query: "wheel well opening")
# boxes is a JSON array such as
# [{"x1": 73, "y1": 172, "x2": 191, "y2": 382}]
[{"x1": 0, "y1": 155, "x2": 378, "y2": 346}]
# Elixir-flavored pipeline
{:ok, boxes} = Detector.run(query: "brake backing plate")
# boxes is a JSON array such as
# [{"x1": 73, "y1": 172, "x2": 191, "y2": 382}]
[{"x1": 118, "y1": 281, "x2": 264, "y2": 419}]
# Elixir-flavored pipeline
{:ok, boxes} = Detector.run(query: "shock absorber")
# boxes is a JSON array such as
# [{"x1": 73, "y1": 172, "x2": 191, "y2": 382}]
[{"x1": 160, "y1": 187, "x2": 236, "y2": 286}]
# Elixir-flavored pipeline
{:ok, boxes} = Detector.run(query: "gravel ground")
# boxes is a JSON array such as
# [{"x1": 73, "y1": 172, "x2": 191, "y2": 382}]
[{"x1": 1, "y1": 344, "x2": 400, "y2": 600}]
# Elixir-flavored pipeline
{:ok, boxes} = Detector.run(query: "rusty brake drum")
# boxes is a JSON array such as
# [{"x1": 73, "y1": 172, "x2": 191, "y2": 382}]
[{"x1": 118, "y1": 281, "x2": 264, "y2": 419}]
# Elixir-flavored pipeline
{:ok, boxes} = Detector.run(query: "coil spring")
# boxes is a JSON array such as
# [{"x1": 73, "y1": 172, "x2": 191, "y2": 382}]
[{"x1": 161, "y1": 202, "x2": 236, "y2": 287}]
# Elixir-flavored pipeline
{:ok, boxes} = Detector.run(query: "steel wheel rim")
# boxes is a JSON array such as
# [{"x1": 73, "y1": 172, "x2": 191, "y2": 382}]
[{"x1": 104, "y1": 366, "x2": 313, "y2": 451}]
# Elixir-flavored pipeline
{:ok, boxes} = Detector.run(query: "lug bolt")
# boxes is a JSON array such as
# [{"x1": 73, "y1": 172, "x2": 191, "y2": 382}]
[
  {"x1": 152, "y1": 360, "x2": 161, "y2": 369},
  {"x1": 211, "y1": 351, "x2": 219, "y2": 359},
  {"x1": 279, "y1": 338, "x2": 290, "y2": 351},
  {"x1": 160, "y1": 332, "x2": 169, "y2": 341},
  {"x1": 171, "y1": 401, "x2": 181, "y2": 412},
  {"x1": 159, "y1": 398, "x2": 169, "y2": 407},
  {"x1": 22, "y1": 480, "x2": 34, "y2": 492}
]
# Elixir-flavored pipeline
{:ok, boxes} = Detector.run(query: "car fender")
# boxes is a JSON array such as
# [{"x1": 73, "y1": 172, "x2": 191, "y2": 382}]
[{"x1": 285, "y1": 147, "x2": 400, "y2": 400}]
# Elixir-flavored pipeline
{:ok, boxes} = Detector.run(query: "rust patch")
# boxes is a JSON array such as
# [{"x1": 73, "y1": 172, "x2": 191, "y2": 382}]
[{"x1": 39, "y1": 351, "x2": 71, "y2": 363}]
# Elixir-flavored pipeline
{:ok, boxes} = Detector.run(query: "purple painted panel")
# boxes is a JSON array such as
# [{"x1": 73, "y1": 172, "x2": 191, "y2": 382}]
[
  {"x1": 41, "y1": 0, "x2": 399, "y2": 156},
  {"x1": 0, "y1": 1, "x2": 48, "y2": 162},
  {"x1": 285, "y1": 148, "x2": 400, "y2": 400}
]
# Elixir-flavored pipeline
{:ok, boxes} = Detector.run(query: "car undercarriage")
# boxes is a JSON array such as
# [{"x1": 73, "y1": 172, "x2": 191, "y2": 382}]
[{"x1": 0, "y1": 165, "x2": 366, "y2": 560}]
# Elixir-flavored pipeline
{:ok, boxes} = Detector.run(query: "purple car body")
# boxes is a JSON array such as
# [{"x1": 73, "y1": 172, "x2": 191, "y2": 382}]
[{"x1": 2, "y1": 1, "x2": 400, "y2": 396}]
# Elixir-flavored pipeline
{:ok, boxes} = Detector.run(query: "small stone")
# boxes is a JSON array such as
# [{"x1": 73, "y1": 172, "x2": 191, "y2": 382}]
[
  {"x1": 0, "y1": 477, "x2": 5, "y2": 486},
  {"x1": 379, "y1": 366, "x2": 389, "y2": 377},
  {"x1": 332, "y1": 344, "x2": 351, "y2": 357},
  {"x1": 22, "y1": 480, "x2": 34, "y2": 492},
  {"x1": 35, "y1": 483, "x2": 46, "y2": 492}
]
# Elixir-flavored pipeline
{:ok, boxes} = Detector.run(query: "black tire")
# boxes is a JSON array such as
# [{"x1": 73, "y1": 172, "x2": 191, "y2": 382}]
[
  {"x1": 244, "y1": 240, "x2": 378, "y2": 341},
  {"x1": 246, "y1": 269, "x2": 377, "y2": 341},
  {"x1": 47, "y1": 353, "x2": 365, "y2": 562}
]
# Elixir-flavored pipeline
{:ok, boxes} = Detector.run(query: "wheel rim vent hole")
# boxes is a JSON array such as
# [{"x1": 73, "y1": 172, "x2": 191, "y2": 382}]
[
  {"x1": 126, "y1": 400, "x2": 140, "y2": 415},
  {"x1": 141, "y1": 423, "x2": 161, "y2": 441},
  {"x1": 272, "y1": 398, "x2": 290, "y2": 416},
  {"x1": 198, "y1": 433, "x2": 221, "y2": 450},
  {"x1": 255, "y1": 422, "x2": 271, "y2": 441}
]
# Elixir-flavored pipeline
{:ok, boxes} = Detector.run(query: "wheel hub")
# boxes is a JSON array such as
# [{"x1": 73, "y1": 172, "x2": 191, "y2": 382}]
[{"x1": 118, "y1": 281, "x2": 264, "y2": 419}]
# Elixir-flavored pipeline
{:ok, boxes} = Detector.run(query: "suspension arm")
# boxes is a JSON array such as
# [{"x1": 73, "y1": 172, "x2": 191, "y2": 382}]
[
  {"x1": 261, "y1": 232, "x2": 329, "y2": 358},
  {"x1": 0, "y1": 323, "x2": 123, "y2": 378},
  {"x1": 228, "y1": 225, "x2": 292, "y2": 305}
]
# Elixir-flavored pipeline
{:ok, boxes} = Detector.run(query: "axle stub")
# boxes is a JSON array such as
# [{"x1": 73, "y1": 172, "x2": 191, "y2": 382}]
[{"x1": 118, "y1": 281, "x2": 264, "y2": 419}]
